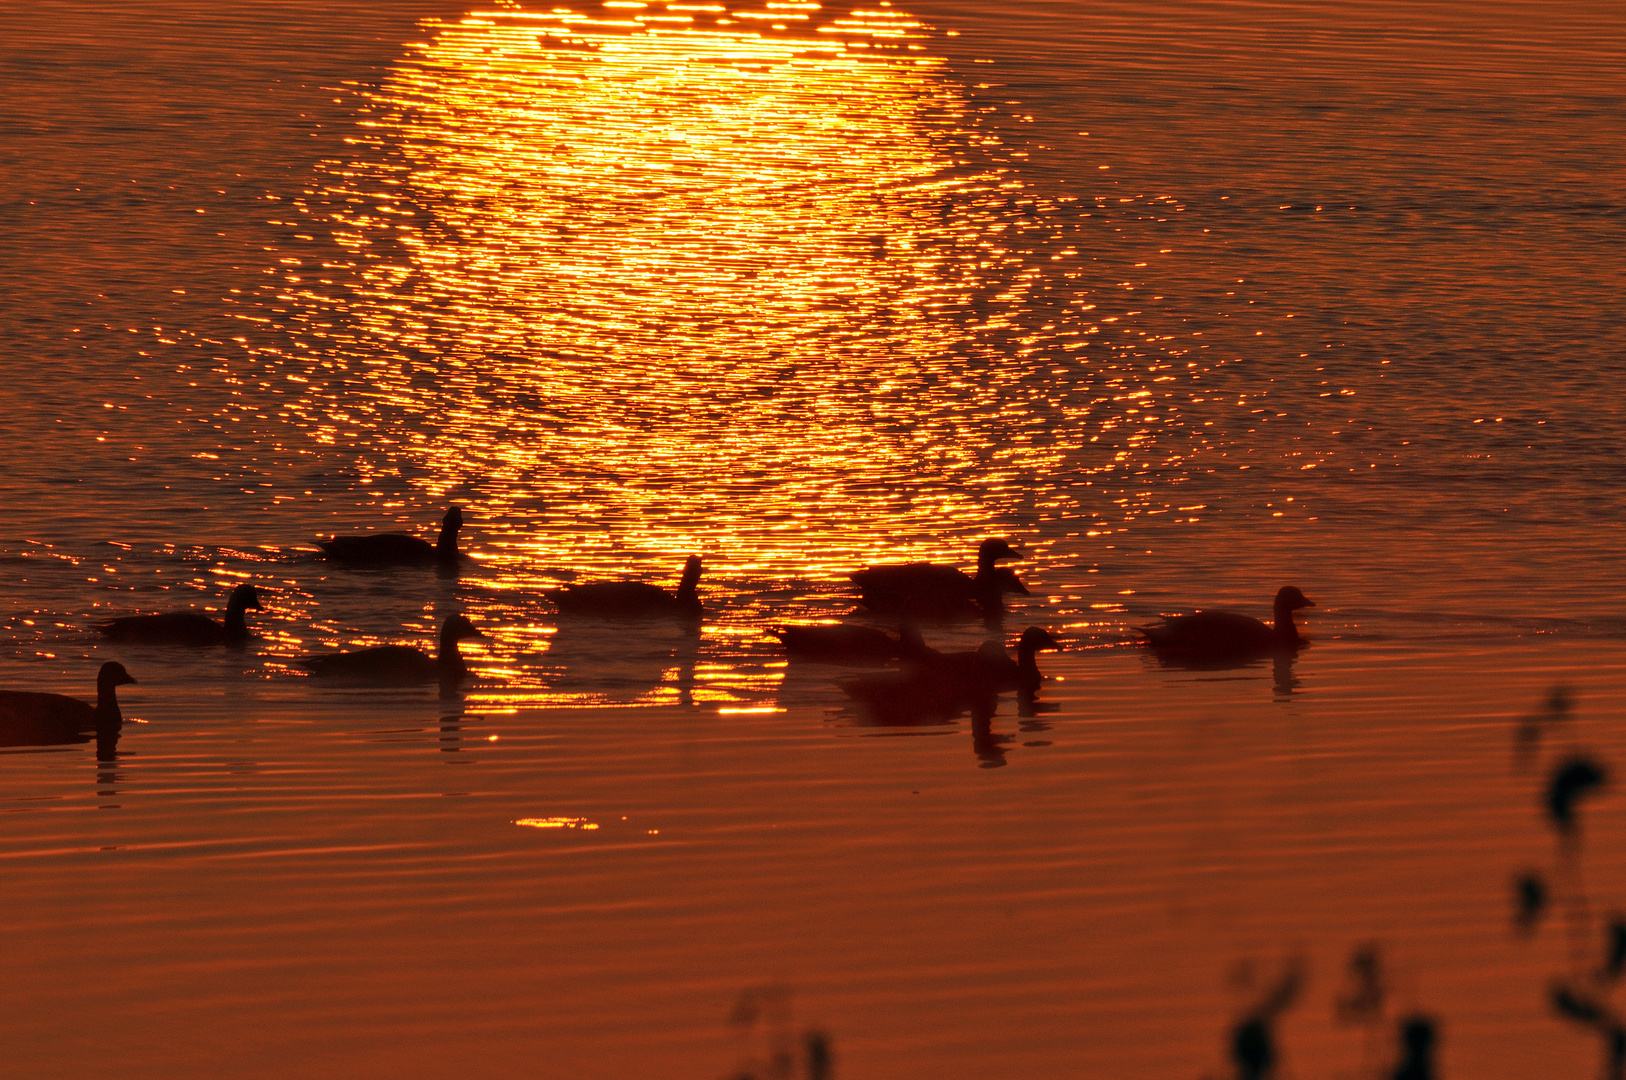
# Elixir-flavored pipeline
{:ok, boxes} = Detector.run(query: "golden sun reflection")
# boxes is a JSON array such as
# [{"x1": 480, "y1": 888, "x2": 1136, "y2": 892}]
[{"x1": 266, "y1": 0, "x2": 1135, "y2": 582}]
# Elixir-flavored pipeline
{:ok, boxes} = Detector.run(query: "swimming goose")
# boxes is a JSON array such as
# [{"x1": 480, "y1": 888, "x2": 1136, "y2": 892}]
[
  {"x1": 300, "y1": 614, "x2": 485, "y2": 684},
  {"x1": 851, "y1": 538, "x2": 1028, "y2": 617},
  {"x1": 0, "y1": 661, "x2": 137, "y2": 743},
  {"x1": 1139, "y1": 586, "x2": 1314, "y2": 662},
  {"x1": 546, "y1": 556, "x2": 702, "y2": 619},
  {"x1": 319, "y1": 506, "x2": 466, "y2": 566},
  {"x1": 769, "y1": 623, "x2": 902, "y2": 666},
  {"x1": 951, "y1": 626, "x2": 1063, "y2": 694},
  {"x1": 97, "y1": 583, "x2": 263, "y2": 645}
]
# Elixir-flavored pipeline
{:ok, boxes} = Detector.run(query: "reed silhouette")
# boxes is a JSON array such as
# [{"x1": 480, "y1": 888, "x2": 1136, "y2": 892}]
[
  {"x1": 1516, "y1": 685, "x2": 1574, "y2": 765},
  {"x1": 97, "y1": 582, "x2": 263, "y2": 645},
  {"x1": 850, "y1": 538, "x2": 1027, "y2": 620},
  {"x1": 0, "y1": 661, "x2": 137, "y2": 748},
  {"x1": 1509, "y1": 688, "x2": 1626, "y2": 1077},
  {"x1": 1391, "y1": 1015, "x2": 1438, "y2": 1080},
  {"x1": 1549, "y1": 757, "x2": 1608, "y2": 834},
  {"x1": 1335, "y1": 943, "x2": 1385, "y2": 1024},
  {"x1": 1140, "y1": 586, "x2": 1313, "y2": 665},
  {"x1": 319, "y1": 505, "x2": 467, "y2": 566},
  {"x1": 1226, "y1": 957, "x2": 1303, "y2": 1080},
  {"x1": 546, "y1": 555, "x2": 703, "y2": 620},
  {"x1": 1514, "y1": 871, "x2": 1549, "y2": 935},
  {"x1": 725, "y1": 984, "x2": 831, "y2": 1080},
  {"x1": 299, "y1": 614, "x2": 484, "y2": 690}
]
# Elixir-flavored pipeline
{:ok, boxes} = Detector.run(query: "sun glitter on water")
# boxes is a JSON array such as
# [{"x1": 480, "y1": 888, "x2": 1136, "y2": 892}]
[{"x1": 264, "y1": 0, "x2": 1136, "y2": 581}]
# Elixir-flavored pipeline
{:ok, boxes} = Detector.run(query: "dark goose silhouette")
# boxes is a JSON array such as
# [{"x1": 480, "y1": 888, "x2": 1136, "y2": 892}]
[
  {"x1": 0, "y1": 662, "x2": 136, "y2": 746},
  {"x1": 319, "y1": 506, "x2": 466, "y2": 566},
  {"x1": 546, "y1": 555, "x2": 702, "y2": 619},
  {"x1": 1139, "y1": 586, "x2": 1314, "y2": 663},
  {"x1": 850, "y1": 538, "x2": 1027, "y2": 618},
  {"x1": 769, "y1": 623, "x2": 902, "y2": 666},
  {"x1": 300, "y1": 614, "x2": 484, "y2": 684},
  {"x1": 950, "y1": 626, "x2": 1063, "y2": 694},
  {"x1": 96, "y1": 583, "x2": 262, "y2": 645}
]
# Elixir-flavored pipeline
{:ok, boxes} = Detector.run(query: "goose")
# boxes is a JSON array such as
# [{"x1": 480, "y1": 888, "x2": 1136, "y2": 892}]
[
  {"x1": 319, "y1": 506, "x2": 466, "y2": 566},
  {"x1": 769, "y1": 623, "x2": 902, "y2": 666},
  {"x1": 300, "y1": 614, "x2": 484, "y2": 684},
  {"x1": 0, "y1": 662, "x2": 137, "y2": 744},
  {"x1": 96, "y1": 583, "x2": 262, "y2": 645},
  {"x1": 949, "y1": 626, "x2": 1063, "y2": 694},
  {"x1": 851, "y1": 538, "x2": 1028, "y2": 617},
  {"x1": 1139, "y1": 586, "x2": 1314, "y2": 662},
  {"x1": 546, "y1": 556, "x2": 702, "y2": 619}
]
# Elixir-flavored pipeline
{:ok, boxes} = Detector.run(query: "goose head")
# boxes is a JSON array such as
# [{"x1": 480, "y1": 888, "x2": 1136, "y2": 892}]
[
  {"x1": 1274, "y1": 586, "x2": 1314, "y2": 612},
  {"x1": 1017, "y1": 627, "x2": 1062, "y2": 655},
  {"x1": 440, "y1": 613, "x2": 485, "y2": 644},
  {"x1": 977, "y1": 538, "x2": 1022, "y2": 567},
  {"x1": 229, "y1": 584, "x2": 263, "y2": 612},
  {"x1": 97, "y1": 661, "x2": 137, "y2": 692}
]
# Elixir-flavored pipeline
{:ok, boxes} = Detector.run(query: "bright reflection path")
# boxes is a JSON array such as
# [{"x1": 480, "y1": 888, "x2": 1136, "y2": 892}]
[{"x1": 265, "y1": 1, "x2": 1150, "y2": 586}]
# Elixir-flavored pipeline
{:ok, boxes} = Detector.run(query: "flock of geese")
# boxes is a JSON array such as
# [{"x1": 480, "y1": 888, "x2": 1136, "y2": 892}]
[{"x1": 0, "y1": 507, "x2": 1316, "y2": 747}]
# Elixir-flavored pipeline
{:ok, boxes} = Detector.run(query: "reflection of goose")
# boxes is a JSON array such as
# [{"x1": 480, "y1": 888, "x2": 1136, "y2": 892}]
[
  {"x1": 851, "y1": 539, "x2": 1027, "y2": 617},
  {"x1": 839, "y1": 622, "x2": 986, "y2": 724},
  {"x1": 97, "y1": 583, "x2": 262, "y2": 645},
  {"x1": 300, "y1": 614, "x2": 484, "y2": 684},
  {"x1": 1139, "y1": 586, "x2": 1314, "y2": 662},
  {"x1": 0, "y1": 662, "x2": 136, "y2": 745},
  {"x1": 546, "y1": 556, "x2": 702, "y2": 619},
  {"x1": 769, "y1": 623, "x2": 900, "y2": 665},
  {"x1": 319, "y1": 506, "x2": 465, "y2": 565}
]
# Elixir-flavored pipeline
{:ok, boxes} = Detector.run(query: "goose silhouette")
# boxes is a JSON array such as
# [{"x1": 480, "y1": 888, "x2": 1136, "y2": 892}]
[
  {"x1": 949, "y1": 626, "x2": 1063, "y2": 695},
  {"x1": 851, "y1": 538, "x2": 1028, "y2": 618},
  {"x1": 0, "y1": 661, "x2": 137, "y2": 745},
  {"x1": 319, "y1": 506, "x2": 466, "y2": 566},
  {"x1": 96, "y1": 583, "x2": 262, "y2": 645},
  {"x1": 769, "y1": 623, "x2": 902, "y2": 666},
  {"x1": 1139, "y1": 586, "x2": 1314, "y2": 663},
  {"x1": 300, "y1": 614, "x2": 484, "y2": 684},
  {"x1": 545, "y1": 556, "x2": 702, "y2": 619}
]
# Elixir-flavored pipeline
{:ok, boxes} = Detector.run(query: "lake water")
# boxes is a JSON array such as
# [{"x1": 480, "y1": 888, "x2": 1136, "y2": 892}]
[{"x1": 3, "y1": 2, "x2": 1626, "y2": 1076}]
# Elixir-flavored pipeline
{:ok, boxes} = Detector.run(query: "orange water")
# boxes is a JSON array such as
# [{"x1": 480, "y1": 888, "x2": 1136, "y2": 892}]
[{"x1": 3, "y1": 2, "x2": 1626, "y2": 1076}]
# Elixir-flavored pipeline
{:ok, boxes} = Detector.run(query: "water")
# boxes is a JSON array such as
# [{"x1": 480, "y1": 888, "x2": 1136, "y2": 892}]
[{"x1": 3, "y1": 2, "x2": 1626, "y2": 1076}]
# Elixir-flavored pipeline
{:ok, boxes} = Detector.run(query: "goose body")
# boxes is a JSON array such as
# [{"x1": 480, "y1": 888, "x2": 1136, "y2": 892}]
[
  {"x1": 546, "y1": 556, "x2": 702, "y2": 619},
  {"x1": 97, "y1": 583, "x2": 262, "y2": 645},
  {"x1": 320, "y1": 506, "x2": 465, "y2": 566},
  {"x1": 1139, "y1": 586, "x2": 1314, "y2": 662},
  {"x1": 770, "y1": 623, "x2": 901, "y2": 665},
  {"x1": 851, "y1": 539, "x2": 1028, "y2": 617},
  {"x1": 0, "y1": 662, "x2": 136, "y2": 745},
  {"x1": 300, "y1": 614, "x2": 484, "y2": 684},
  {"x1": 949, "y1": 626, "x2": 1063, "y2": 694}
]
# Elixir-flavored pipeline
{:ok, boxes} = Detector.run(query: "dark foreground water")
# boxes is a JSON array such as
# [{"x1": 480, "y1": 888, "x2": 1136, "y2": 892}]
[{"x1": 3, "y1": 2, "x2": 1626, "y2": 1076}]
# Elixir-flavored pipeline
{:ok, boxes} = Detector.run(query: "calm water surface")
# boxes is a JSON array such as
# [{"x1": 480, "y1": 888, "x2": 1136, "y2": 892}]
[{"x1": 3, "y1": 2, "x2": 1626, "y2": 1076}]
